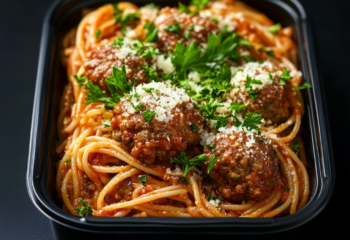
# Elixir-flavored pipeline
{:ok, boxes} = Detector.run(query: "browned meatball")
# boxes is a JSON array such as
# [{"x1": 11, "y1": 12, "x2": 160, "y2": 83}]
[
  {"x1": 203, "y1": 128, "x2": 280, "y2": 203},
  {"x1": 84, "y1": 45, "x2": 149, "y2": 90},
  {"x1": 111, "y1": 82, "x2": 204, "y2": 164},
  {"x1": 154, "y1": 7, "x2": 219, "y2": 52},
  {"x1": 227, "y1": 62, "x2": 293, "y2": 125}
]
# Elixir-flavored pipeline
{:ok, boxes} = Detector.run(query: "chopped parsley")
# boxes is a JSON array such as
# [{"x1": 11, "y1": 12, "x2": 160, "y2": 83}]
[
  {"x1": 187, "y1": 25, "x2": 195, "y2": 30},
  {"x1": 280, "y1": 67, "x2": 293, "y2": 85},
  {"x1": 293, "y1": 82, "x2": 312, "y2": 90},
  {"x1": 132, "y1": 102, "x2": 144, "y2": 112},
  {"x1": 113, "y1": 6, "x2": 140, "y2": 35},
  {"x1": 142, "y1": 108, "x2": 156, "y2": 123},
  {"x1": 207, "y1": 155, "x2": 219, "y2": 174},
  {"x1": 164, "y1": 22, "x2": 181, "y2": 35},
  {"x1": 102, "y1": 118, "x2": 111, "y2": 128},
  {"x1": 183, "y1": 33, "x2": 192, "y2": 39},
  {"x1": 170, "y1": 151, "x2": 207, "y2": 176},
  {"x1": 142, "y1": 66, "x2": 159, "y2": 82},
  {"x1": 291, "y1": 140, "x2": 300, "y2": 155},
  {"x1": 285, "y1": 187, "x2": 291, "y2": 192},
  {"x1": 206, "y1": 144, "x2": 216, "y2": 149},
  {"x1": 228, "y1": 102, "x2": 249, "y2": 112},
  {"x1": 236, "y1": 175, "x2": 241, "y2": 180},
  {"x1": 190, "y1": 123, "x2": 200, "y2": 132},
  {"x1": 95, "y1": 29, "x2": 101, "y2": 39},
  {"x1": 211, "y1": 17, "x2": 218, "y2": 24},
  {"x1": 267, "y1": 23, "x2": 281, "y2": 35},
  {"x1": 74, "y1": 74, "x2": 87, "y2": 86},
  {"x1": 143, "y1": 22, "x2": 158, "y2": 43},
  {"x1": 207, "y1": 195, "x2": 222, "y2": 204},
  {"x1": 241, "y1": 111, "x2": 264, "y2": 132},
  {"x1": 178, "y1": 2, "x2": 189, "y2": 13},
  {"x1": 76, "y1": 200, "x2": 93, "y2": 217},
  {"x1": 255, "y1": 138, "x2": 263, "y2": 143},
  {"x1": 190, "y1": 0, "x2": 211, "y2": 10},
  {"x1": 65, "y1": 158, "x2": 71, "y2": 165},
  {"x1": 178, "y1": 177, "x2": 190, "y2": 185},
  {"x1": 142, "y1": 87, "x2": 154, "y2": 93},
  {"x1": 266, "y1": 50, "x2": 274, "y2": 57},
  {"x1": 245, "y1": 75, "x2": 262, "y2": 100},
  {"x1": 138, "y1": 174, "x2": 149, "y2": 185}
]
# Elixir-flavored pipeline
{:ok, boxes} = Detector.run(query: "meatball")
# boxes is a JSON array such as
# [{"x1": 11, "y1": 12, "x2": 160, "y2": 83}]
[
  {"x1": 203, "y1": 126, "x2": 280, "y2": 202},
  {"x1": 154, "y1": 7, "x2": 219, "y2": 52},
  {"x1": 227, "y1": 62, "x2": 292, "y2": 125},
  {"x1": 111, "y1": 82, "x2": 204, "y2": 164},
  {"x1": 84, "y1": 44, "x2": 149, "y2": 90}
]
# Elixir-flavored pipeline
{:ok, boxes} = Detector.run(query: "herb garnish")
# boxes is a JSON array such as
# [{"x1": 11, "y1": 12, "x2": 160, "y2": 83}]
[
  {"x1": 142, "y1": 108, "x2": 156, "y2": 123},
  {"x1": 143, "y1": 22, "x2": 158, "y2": 43},
  {"x1": 132, "y1": 102, "x2": 144, "y2": 112},
  {"x1": 138, "y1": 174, "x2": 149, "y2": 185},
  {"x1": 293, "y1": 82, "x2": 312, "y2": 90},
  {"x1": 291, "y1": 140, "x2": 300, "y2": 155},
  {"x1": 267, "y1": 23, "x2": 281, "y2": 35},
  {"x1": 102, "y1": 118, "x2": 111, "y2": 128},
  {"x1": 190, "y1": 123, "x2": 200, "y2": 132},
  {"x1": 76, "y1": 200, "x2": 93, "y2": 217},
  {"x1": 170, "y1": 151, "x2": 207, "y2": 177},
  {"x1": 207, "y1": 155, "x2": 219, "y2": 174},
  {"x1": 178, "y1": 177, "x2": 190, "y2": 185}
]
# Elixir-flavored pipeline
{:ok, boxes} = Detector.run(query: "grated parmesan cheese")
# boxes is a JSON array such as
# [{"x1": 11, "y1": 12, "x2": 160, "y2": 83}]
[{"x1": 123, "y1": 82, "x2": 191, "y2": 122}]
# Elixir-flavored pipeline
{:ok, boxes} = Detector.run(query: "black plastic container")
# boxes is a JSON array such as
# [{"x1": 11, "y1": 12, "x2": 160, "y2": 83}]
[{"x1": 27, "y1": 0, "x2": 335, "y2": 236}]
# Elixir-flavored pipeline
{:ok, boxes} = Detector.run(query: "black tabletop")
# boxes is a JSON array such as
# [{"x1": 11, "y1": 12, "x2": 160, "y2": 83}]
[{"x1": 0, "y1": 0, "x2": 349, "y2": 239}]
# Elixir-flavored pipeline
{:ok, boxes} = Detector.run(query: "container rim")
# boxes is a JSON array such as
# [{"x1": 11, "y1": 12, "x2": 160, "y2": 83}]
[{"x1": 27, "y1": 0, "x2": 335, "y2": 234}]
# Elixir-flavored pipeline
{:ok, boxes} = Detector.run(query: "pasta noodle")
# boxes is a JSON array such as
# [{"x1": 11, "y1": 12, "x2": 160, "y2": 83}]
[{"x1": 56, "y1": 0, "x2": 309, "y2": 218}]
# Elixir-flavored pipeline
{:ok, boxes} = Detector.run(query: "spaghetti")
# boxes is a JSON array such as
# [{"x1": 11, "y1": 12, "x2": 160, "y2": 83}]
[{"x1": 56, "y1": 0, "x2": 310, "y2": 218}]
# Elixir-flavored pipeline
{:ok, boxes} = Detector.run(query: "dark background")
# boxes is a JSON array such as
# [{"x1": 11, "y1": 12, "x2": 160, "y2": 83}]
[{"x1": 0, "y1": 0, "x2": 349, "y2": 239}]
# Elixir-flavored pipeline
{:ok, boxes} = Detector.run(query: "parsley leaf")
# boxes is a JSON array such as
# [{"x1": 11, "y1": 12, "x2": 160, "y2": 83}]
[
  {"x1": 142, "y1": 66, "x2": 159, "y2": 82},
  {"x1": 190, "y1": 123, "x2": 200, "y2": 132},
  {"x1": 190, "y1": 0, "x2": 211, "y2": 10},
  {"x1": 228, "y1": 102, "x2": 249, "y2": 112},
  {"x1": 74, "y1": 74, "x2": 87, "y2": 86},
  {"x1": 143, "y1": 22, "x2": 158, "y2": 43},
  {"x1": 267, "y1": 23, "x2": 281, "y2": 35},
  {"x1": 183, "y1": 33, "x2": 192, "y2": 39},
  {"x1": 206, "y1": 144, "x2": 215, "y2": 149},
  {"x1": 138, "y1": 174, "x2": 149, "y2": 185},
  {"x1": 164, "y1": 22, "x2": 181, "y2": 35},
  {"x1": 207, "y1": 155, "x2": 219, "y2": 174},
  {"x1": 266, "y1": 50, "x2": 274, "y2": 57},
  {"x1": 255, "y1": 138, "x2": 263, "y2": 143},
  {"x1": 285, "y1": 187, "x2": 291, "y2": 192},
  {"x1": 142, "y1": 108, "x2": 156, "y2": 123},
  {"x1": 293, "y1": 82, "x2": 312, "y2": 90},
  {"x1": 178, "y1": 2, "x2": 190, "y2": 13},
  {"x1": 105, "y1": 65, "x2": 134, "y2": 103},
  {"x1": 280, "y1": 67, "x2": 293, "y2": 85},
  {"x1": 132, "y1": 102, "x2": 144, "y2": 112},
  {"x1": 76, "y1": 200, "x2": 93, "y2": 217},
  {"x1": 142, "y1": 87, "x2": 154, "y2": 93},
  {"x1": 103, "y1": 118, "x2": 111, "y2": 128},
  {"x1": 170, "y1": 151, "x2": 207, "y2": 176},
  {"x1": 113, "y1": 6, "x2": 140, "y2": 35},
  {"x1": 84, "y1": 82, "x2": 118, "y2": 107},
  {"x1": 65, "y1": 158, "x2": 71, "y2": 165},
  {"x1": 207, "y1": 195, "x2": 222, "y2": 204},
  {"x1": 95, "y1": 29, "x2": 101, "y2": 39},
  {"x1": 236, "y1": 175, "x2": 241, "y2": 180},
  {"x1": 269, "y1": 73, "x2": 275, "y2": 83},
  {"x1": 211, "y1": 17, "x2": 218, "y2": 24},
  {"x1": 291, "y1": 140, "x2": 300, "y2": 155},
  {"x1": 247, "y1": 89, "x2": 261, "y2": 100},
  {"x1": 178, "y1": 177, "x2": 190, "y2": 185},
  {"x1": 245, "y1": 75, "x2": 262, "y2": 89},
  {"x1": 241, "y1": 111, "x2": 263, "y2": 131}
]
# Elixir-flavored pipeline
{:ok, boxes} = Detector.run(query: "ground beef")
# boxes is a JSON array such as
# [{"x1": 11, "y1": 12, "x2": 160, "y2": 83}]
[
  {"x1": 154, "y1": 7, "x2": 220, "y2": 52},
  {"x1": 203, "y1": 130, "x2": 280, "y2": 203},
  {"x1": 84, "y1": 45, "x2": 149, "y2": 90}
]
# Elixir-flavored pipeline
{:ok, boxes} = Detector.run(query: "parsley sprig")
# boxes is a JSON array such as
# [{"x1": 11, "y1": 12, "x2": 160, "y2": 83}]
[
  {"x1": 293, "y1": 82, "x2": 312, "y2": 90},
  {"x1": 143, "y1": 108, "x2": 156, "y2": 123},
  {"x1": 207, "y1": 155, "x2": 219, "y2": 173},
  {"x1": 76, "y1": 200, "x2": 93, "y2": 217},
  {"x1": 138, "y1": 174, "x2": 149, "y2": 185},
  {"x1": 280, "y1": 67, "x2": 293, "y2": 85},
  {"x1": 170, "y1": 151, "x2": 207, "y2": 177},
  {"x1": 143, "y1": 22, "x2": 158, "y2": 43},
  {"x1": 112, "y1": 4, "x2": 140, "y2": 35},
  {"x1": 291, "y1": 140, "x2": 300, "y2": 155}
]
